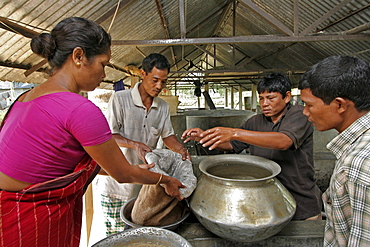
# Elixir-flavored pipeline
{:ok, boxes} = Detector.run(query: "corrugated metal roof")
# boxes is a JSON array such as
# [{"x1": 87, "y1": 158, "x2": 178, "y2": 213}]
[{"x1": 0, "y1": 0, "x2": 369, "y2": 89}]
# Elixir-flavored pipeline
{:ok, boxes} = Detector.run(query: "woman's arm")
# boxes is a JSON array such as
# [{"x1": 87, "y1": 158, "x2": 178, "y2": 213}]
[{"x1": 83, "y1": 138, "x2": 185, "y2": 200}]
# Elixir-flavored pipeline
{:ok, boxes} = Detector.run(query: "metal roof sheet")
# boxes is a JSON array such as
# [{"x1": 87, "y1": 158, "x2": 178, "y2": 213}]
[{"x1": 0, "y1": 0, "x2": 369, "y2": 89}]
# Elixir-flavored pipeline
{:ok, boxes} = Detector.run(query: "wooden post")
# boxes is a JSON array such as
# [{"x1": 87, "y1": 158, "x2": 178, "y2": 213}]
[
  {"x1": 85, "y1": 184, "x2": 94, "y2": 245},
  {"x1": 239, "y1": 85, "x2": 243, "y2": 110},
  {"x1": 251, "y1": 84, "x2": 257, "y2": 111}
]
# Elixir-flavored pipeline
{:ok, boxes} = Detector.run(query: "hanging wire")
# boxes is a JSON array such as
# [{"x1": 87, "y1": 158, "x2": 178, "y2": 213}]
[{"x1": 194, "y1": 141, "x2": 210, "y2": 155}]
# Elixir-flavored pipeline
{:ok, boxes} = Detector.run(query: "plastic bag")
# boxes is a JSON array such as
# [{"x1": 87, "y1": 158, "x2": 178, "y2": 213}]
[{"x1": 146, "y1": 149, "x2": 197, "y2": 198}]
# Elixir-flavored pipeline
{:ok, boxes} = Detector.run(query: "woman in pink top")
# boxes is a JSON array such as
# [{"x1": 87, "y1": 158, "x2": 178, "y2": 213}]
[{"x1": 0, "y1": 17, "x2": 184, "y2": 247}]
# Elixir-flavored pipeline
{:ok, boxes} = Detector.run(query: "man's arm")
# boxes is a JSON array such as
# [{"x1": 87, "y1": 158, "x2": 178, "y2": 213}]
[
  {"x1": 162, "y1": 135, "x2": 191, "y2": 161},
  {"x1": 112, "y1": 133, "x2": 152, "y2": 163},
  {"x1": 199, "y1": 127, "x2": 293, "y2": 151},
  {"x1": 181, "y1": 128, "x2": 234, "y2": 152}
]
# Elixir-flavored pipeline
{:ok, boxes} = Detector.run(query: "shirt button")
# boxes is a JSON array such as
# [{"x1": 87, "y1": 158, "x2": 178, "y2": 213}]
[{"x1": 144, "y1": 125, "x2": 146, "y2": 128}]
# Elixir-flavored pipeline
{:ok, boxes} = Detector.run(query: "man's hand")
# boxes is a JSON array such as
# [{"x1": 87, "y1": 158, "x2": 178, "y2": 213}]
[
  {"x1": 181, "y1": 128, "x2": 204, "y2": 143},
  {"x1": 199, "y1": 127, "x2": 237, "y2": 150},
  {"x1": 176, "y1": 147, "x2": 191, "y2": 161},
  {"x1": 136, "y1": 163, "x2": 155, "y2": 170},
  {"x1": 133, "y1": 141, "x2": 152, "y2": 163}
]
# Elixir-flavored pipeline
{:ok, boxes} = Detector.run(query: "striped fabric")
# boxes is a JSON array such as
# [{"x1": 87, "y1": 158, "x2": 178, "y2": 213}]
[{"x1": 0, "y1": 155, "x2": 97, "y2": 247}]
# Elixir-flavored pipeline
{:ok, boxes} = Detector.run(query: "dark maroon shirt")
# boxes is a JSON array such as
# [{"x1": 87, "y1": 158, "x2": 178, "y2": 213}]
[{"x1": 231, "y1": 104, "x2": 322, "y2": 220}]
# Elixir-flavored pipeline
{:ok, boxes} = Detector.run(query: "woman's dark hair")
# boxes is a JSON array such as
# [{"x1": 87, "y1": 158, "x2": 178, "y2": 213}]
[
  {"x1": 257, "y1": 72, "x2": 292, "y2": 98},
  {"x1": 31, "y1": 17, "x2": 111, "y2": 70},
  {"x1": 299, "y1": 55, "x2": 370, "y2": 111},
  {"x1": 142, "y1": 53, "x2": 171, "y2": 74}
]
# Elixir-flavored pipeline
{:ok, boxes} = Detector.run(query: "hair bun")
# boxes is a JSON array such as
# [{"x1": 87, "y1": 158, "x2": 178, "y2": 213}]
[{"x1": 30, "y1": 33, "x2": 56, "y2": 59}]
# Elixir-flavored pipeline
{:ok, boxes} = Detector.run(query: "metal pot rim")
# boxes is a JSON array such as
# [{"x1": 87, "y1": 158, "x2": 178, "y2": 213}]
[
  {"x1": 199, "y1": 154, "x2": 281, "y2": 182},
  {"x1": 120, "y1": 197, "x2": 190, "y2": 230},
  {"x1": 91, "y1": 227, "x2": 193, "y2": 246}
]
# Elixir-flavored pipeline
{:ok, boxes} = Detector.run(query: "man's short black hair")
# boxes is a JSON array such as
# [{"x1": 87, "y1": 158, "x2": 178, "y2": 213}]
[
  {"x1": 257, "y1": 72, "x2": 292, "y2": 98},
  {"x1": 142, "y1": 53, "x2": 171, "y2": 74},
  {"x1": 299, "y1": 55, "x2": 370, "y2": 111}
]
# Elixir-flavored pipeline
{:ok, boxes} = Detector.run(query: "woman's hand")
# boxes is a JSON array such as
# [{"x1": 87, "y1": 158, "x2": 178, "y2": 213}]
[{"x1": 162, "y1": 176, "x2": 186, "y2": 201}]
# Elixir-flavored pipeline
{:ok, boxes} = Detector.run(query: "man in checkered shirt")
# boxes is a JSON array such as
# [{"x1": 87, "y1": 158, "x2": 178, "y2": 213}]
[{"x1": 299, "y1": 55, "x2": 370, "y2": 246}]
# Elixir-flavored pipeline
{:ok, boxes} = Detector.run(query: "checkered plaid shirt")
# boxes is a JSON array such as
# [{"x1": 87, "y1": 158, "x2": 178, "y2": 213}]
[{"x1": 324, "y1": 111, "x2": 370, "y2": 246}]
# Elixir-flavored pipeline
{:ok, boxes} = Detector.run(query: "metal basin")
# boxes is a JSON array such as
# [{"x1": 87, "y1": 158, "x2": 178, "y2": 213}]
[
  {"x1": 190, "y1": 154, "x2": 296, "y2": 242},
  {"x1": 120, "y1": 197, "x2": 190, "y2": 231},
  {"x1": 91, "y1": 227, "x2": 192, "y2": 247}
]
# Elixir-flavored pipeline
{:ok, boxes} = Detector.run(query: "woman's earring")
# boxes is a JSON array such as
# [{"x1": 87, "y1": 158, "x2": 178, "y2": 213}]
[{"x1": 76, "y1": 62, "x2": 81, "y2": 66}]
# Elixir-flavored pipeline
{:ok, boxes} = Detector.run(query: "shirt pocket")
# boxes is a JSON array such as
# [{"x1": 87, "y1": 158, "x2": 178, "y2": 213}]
[{"x1": 147, "y1": 127, "x2": 160, "y2": 149}]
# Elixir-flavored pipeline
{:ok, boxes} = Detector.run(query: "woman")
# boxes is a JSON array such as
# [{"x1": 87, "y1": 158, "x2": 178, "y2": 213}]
[{"x1": 0, "y1": 17, "x2": 184, "y2": 247}]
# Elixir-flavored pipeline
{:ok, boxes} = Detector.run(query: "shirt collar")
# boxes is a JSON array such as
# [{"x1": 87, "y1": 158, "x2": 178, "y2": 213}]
[
  {"x1": 265, "y1": 103, "x2": 291, "y2": 124},
  {"x1": 327, "y1": 111, "x2": 370, "y2": 158},
  {"x1": 131, "y1": 82, "x2": 159, "y2": 109}
]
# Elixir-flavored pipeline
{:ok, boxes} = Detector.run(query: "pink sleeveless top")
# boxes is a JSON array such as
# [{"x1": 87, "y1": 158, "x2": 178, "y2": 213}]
[{"x1": 0, "y1": 92, "x2": 111, "y2": 183}]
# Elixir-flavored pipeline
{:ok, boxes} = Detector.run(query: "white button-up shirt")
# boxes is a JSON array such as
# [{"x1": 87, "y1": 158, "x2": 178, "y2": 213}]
[{"x1": 98, "y1": 82, "x2": 175, "y2": 198}]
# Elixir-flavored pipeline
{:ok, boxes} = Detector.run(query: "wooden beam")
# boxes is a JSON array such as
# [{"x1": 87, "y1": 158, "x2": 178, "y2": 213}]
[
  {"x1": 317, "y1": 3, "x2": 370, "y2": 32},
  {"x1": 154, "y1": 0, "x2": 177, "y2": 69},
  {"x1": 95, "y1": 0, "x2": 133, "y2": 24},
  {"x1": 0, "y1": 61, "x2": 32, "y2": 70},
  {"x1": 300, "y1": 0, "x2": 353, "y2": 36},
  {"x1": 112, "y1": 33, "x2": 369, "y2": 46},
  {"x1": 344, "y1": 22, "x2": 370, "y2": 35},
  {"x1": 0, "y1": 17, "x2": 39, "y2": 38},
  {"x1": 194, "y1": 45, "x2": 230, "y2": 68},
  {"x1": 135, "y1": 46, "x2": 147, "y2": 57},
  {"x1": 293, "y1": 0, "x2": 299, "y2": 36},
  {"x1": 24, "y1": 59, "x2": 48, "y2": 77},
  {"x1": 212, "y1": 0, "x2": 234, "y2": 36},
  {"x1": 238, "y1": 0, "x2": 294, "y2": 36},
  {"x1": 179, "y1": 0, "x2": 186, "y2": 39},
  {"x1": 169, "y1": 68, "x2": 306, "y2": 75}
]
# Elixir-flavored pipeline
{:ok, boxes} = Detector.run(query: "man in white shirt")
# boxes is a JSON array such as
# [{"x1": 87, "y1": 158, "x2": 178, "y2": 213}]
[{"x1": 97, "y1": 53, "x2": 190, "y2": 236}]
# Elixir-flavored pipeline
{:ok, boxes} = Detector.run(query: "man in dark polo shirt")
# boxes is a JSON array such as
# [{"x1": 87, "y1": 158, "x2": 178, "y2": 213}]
[{"x1": 182, "y1": 72, "x2": 322, "y2": 220}]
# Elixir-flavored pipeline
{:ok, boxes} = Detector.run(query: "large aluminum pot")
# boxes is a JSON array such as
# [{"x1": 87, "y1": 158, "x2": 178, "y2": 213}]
[
  {"x1": 190, "y1": 154, "x2": 296, "y2": 242},
  {"x1": 92, "y1": 227, "x2": 192, "y2": 247}
]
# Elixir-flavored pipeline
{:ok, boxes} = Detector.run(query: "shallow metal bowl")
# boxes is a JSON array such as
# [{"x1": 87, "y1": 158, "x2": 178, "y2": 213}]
[
  {"x1": 120, "y1": 197, "x2": 190, "y2": 231},
  {"x1": 91, "y1": 227, "x2": 192, "y2": 247}
]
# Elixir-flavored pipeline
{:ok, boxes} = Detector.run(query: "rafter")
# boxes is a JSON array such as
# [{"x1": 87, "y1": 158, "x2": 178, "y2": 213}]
[
  {"x1": 179, "y1": 0, "x2": 186, "y2": 39},
  {"x1": 0, "y1": 17, "x2": 39, "y2": 38},
  {"x1": 317, "y1": 3, "x2": 370, "y2": 32},
  {"x1": 154, "y1": 0, "x2": 177, "y2": 69},
  {"x1": 300, "y1": 0, "x2": 353, "y2": 36},
  {"x1": 238, "y1": 0, "x2": 294, "y2": 36},
  {"x1": 112, "y1": 33, "x2": 369, "y2": 46},
  {"x1": 194, "y1": 45, "x2": 230, "y2": 68},
  {"x1": 95, "y1": 0, "x2": 133, "y2": 24},
  {"x1": 344, "y1": 22, "x2": 370, "y2": 35}
]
